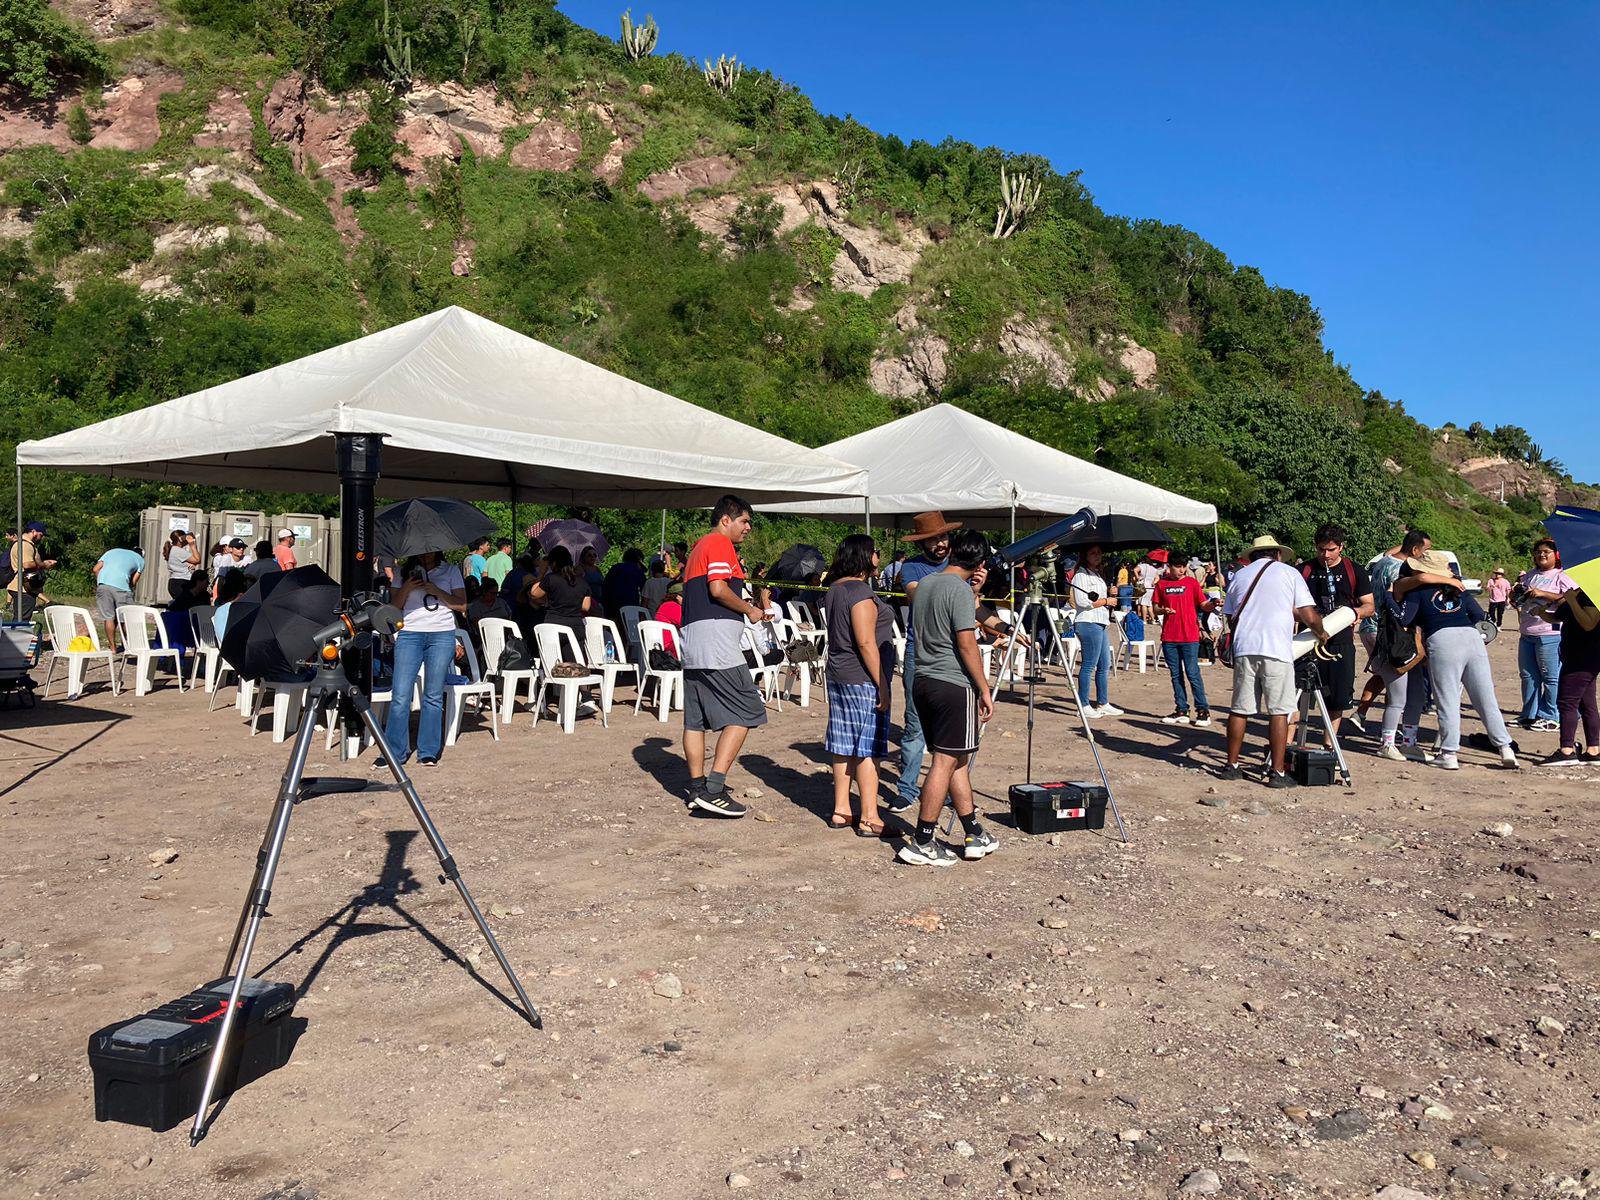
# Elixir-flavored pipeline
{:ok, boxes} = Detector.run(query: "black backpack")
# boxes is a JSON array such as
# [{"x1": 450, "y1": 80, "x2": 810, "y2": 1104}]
[{"x1": 1371, "y1": 594, "x2": 1422, "y2": 675}]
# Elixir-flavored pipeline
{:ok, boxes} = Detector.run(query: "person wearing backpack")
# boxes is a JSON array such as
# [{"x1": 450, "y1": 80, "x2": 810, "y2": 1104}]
[{"x1": 1300, "y1": 523, "x2": 1375, "y2": 741}]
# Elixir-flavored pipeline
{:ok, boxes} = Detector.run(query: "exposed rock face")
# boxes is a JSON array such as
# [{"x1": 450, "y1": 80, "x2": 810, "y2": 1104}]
[
  {"x1": 637, "y1": 155, "x2": 739, "y2": 202},
  {"x1": 999, "y1": 318, "x2": 1073, "y2": 390},
  {"x1": 832, "y1": 219, "x2": 929, "y2": 297},
  {"x1": 1456, "y1": 454, "x2": 1559, "y2": 507},
  {"x1": 509, "y1": 120, "x2": 583, "y2": 172},
  {"x1": 58, "y1": 0, "x2": 162, "y2": 38},
  {"x1": 262, "y1": 74, "x2": 365, "y2": 240},
  {"x1": 398, "y1": 82, "x2": 522, "y2": 174},
  {"x1": 869, "y1": 302, "x2": 949, "y2": 400},
  {"x1": 193, "y1": 87, "x2": 252, "y2": 152},
  {"x1": 88, "y1": 73, "x2": 184, "y2": 151},
  {"x1": 175, "y1": 164, "x2": 298, "y2": 220},
  {"x1": 0, "y1": 91, "x2": 78, "y2": 151},
  {"x1": 1116, "y1": 336, "x2": 1159, "y2": 389}
]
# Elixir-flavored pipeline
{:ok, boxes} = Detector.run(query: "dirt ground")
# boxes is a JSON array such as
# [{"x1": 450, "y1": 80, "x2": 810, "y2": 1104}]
[{"x1": 1, "y1": 636, "x2": 1596, "y2": 1200}]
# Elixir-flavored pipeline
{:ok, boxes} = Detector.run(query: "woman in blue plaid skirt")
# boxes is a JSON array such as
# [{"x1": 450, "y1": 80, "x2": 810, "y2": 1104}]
[{"x1": 823, "y1": 534, "x2": 897, "y2": 836}]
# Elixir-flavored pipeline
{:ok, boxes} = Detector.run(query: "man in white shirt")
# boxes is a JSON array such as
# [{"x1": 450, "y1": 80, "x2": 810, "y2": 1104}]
[{"x1": 1219, "y1": 534, "x2": 1327, "y2": 787}]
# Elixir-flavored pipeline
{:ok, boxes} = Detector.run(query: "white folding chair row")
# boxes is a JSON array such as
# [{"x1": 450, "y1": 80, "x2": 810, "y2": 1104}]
[
  {"x1": 767, "y1": 616, "x2": 814, "y2": 708},
  {"x1": 188, "y1": 605, "x2": 229, "y2": 695},
  {"x1": 444, "y1": 630, "x2": 499, "y2": 745},
  {"x1": 40, "y1": 605, "x2": 120, "y2": 699},
  {"x1": 635, "y1": 619, "x2": 683, "y2": 721},
  {"x1": 741, "y1": 622, "x2": 785, "y2": 712},
  {"x1": 479, "y1": 617, "x2": 540, "y2": 723}
]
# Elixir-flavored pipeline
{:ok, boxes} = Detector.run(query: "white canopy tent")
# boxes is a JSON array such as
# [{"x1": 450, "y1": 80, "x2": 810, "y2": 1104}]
[
  {"x1": 759, "y1": 404, "x2": 1216, "y2": 528},
  {"x1": 15, "y1": 305, "x2": 869, "y2": 508}
]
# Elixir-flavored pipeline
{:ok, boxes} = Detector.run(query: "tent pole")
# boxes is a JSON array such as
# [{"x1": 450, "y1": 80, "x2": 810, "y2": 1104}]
[
  {"x1": 12, "y1": 463, "x2": 21, "y2": 622},
  {"x1": 1212, "y1": 521, "x2": 1222, "y2": 572},
  {"x1": 660, "y1": 509, "x2": 667, "y2": 555},
  {"x1": 1009, "y1": 500, "x2": 1017, "y2": 609},
  {"x1": 864, "y1": 495, "x2": 872, "y2": 535}
]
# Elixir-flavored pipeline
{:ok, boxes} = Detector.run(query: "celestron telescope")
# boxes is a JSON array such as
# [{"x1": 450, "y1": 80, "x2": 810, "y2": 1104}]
[{"x1": 187, "y1": 433, "x2": 539, "y2": 1147}]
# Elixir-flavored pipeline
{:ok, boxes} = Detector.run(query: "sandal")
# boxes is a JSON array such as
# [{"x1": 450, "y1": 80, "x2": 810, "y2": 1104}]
[
  {"x1": 828, "y1": 813, "x2": 854, "y2": 829},
  {"x1": 855, "y1": 821, "x2": 887, "y2": 838}
]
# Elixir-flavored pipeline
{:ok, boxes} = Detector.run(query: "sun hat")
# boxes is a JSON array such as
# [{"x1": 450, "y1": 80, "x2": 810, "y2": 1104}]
[
  {"x1": 1406, "y1": 548, "x2": 1455, "y2": 576},
  {"x1": 1246, "y1": 534, "x2": 1291, "y2": 558},
  {"x1": 1491, "y1": 566, "x2": 1505, "y2": 576},
  {"x1": 904, "y1": 511, "x2": 962, "y2": 543}
]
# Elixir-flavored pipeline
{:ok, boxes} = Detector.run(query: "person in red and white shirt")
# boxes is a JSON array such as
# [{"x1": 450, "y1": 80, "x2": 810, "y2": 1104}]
[
  {"x1": 678, "y1": 494, "x2": 771, "y2": 819},
  {"x1": 1152, "y1": 549, "x2": 1218, "y2": 726}
]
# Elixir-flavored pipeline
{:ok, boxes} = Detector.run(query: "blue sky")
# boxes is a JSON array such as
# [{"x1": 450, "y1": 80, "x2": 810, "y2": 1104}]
[{"x1": 561, "y1": 1, "x2": 1600, "y2": 482}]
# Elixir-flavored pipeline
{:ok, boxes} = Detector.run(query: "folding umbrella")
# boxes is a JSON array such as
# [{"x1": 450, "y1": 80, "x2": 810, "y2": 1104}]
[
  {"x1": 1051, "y1": 514, "x2": 1171, "y2": 553},
  {"x1": 773, "y1": 544, "x2": 827, "y2": 582},
  {"x1": 1544, "y1": 505, "x2": 1600, "y2": 606},
  {"x1": 536, "y1": 519, "x2": 608, "y2": 561},
  {"x1": 376, "y1": 498, "x2": 495, "y2": 561},
  {"x1": 220, "y1": 566, "x2": 341, "y2": 681}
]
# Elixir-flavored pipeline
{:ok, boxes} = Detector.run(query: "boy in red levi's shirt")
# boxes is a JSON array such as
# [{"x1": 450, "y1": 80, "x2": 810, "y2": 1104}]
[{"x1": 1152, "y1": 551, "x2": 1218, "y2": 726}]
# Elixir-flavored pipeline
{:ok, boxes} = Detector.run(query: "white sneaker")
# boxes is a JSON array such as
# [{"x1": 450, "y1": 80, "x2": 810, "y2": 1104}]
[
  {"x1": 1377, "y1": 743, "x2": 1406, "y2": 762},
  {"x1": 1499, "y1": 746, "x2": 1520, "y2": 769},
  {"x1": 1161, "y1": 711, "x2": 1192, "y2": 725},
  {"x1": 1098, "y1": 703, "x2": 1125, "y2": 717},
  {"x1": 1435, "y1": 753, "x2": 1460, "y2": 771},
  {"x1": 1080, "y1": 705, "x2": 1103, "y2": 719}
]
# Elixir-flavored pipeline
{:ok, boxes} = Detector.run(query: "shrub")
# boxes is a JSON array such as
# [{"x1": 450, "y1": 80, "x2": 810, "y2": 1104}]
[{"x1": 0, "y1": 0, "x2": 108, "y2": 101}]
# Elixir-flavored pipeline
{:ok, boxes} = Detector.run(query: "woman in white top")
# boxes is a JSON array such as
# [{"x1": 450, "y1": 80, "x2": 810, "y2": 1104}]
[
  {"x1": 165, "y1": 531, "x2": 201, "y2": 604},
  {"x1": 382, "y1": 550, "x2": 467, "y2": 766},
  {"x1": 1069, "y1": 543, "x2": 1120, "y2": 717}
]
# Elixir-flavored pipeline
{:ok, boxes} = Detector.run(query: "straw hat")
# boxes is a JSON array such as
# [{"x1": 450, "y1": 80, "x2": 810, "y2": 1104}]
[
  {"x1": 1246, "y1": 534, "x2": 1291, "y2": 558},
  {"x1": 905, "y1": 511, "x2": 962, "y2": 543},
  {"x1": 1491, "y1": 566, "x2": 1506, "y2": 576},
  {"x1": 1406, "y1": 549, "x2": 1455, "y2": 576}
]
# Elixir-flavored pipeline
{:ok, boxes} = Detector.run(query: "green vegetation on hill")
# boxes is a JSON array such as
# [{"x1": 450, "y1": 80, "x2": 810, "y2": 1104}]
[{"x1": 1, "y1": 0, "x2": 1583, "y2": 593}]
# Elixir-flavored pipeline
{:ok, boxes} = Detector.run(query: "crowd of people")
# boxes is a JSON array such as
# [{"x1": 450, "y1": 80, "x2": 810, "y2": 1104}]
[{"x1": 9, "y1": 500, "x2": 1598, "y2": 851}]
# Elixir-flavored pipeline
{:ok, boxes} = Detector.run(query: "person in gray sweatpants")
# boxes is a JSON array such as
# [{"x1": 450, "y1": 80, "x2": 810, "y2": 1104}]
[{"x1": 1396, "y1": 550, "x2": 1518, "y2": 770}]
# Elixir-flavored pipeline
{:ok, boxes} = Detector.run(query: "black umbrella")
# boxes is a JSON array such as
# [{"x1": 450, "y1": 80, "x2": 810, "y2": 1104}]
[
  {"x1": 1053, "y1": 514, "x2": 1171, "y2": 553},
  {"x1": 221, "y1": 566, "x2": 341, "y2": 681},
  {"x1": 376, "y1": 498, "x2": 496, "y2": 561},
  {"x1": 773, "y1": 543, "x2": 827, "y2": 582}
]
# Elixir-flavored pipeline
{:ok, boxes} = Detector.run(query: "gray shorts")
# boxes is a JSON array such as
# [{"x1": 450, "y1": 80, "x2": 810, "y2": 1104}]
[
  {"x1": 684, "y1": 665, "x2": 767, "y2": 733},
  {"x1": 1230, "y1": 654, "x2": 1296, "y2": 717},
  {"x1": 95, "y1": 585, "x2": 133, "y2": 621}
]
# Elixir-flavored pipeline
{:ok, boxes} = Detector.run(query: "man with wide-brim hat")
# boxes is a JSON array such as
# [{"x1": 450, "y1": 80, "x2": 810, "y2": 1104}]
[
  {"x1": 1486, "y1": 565, "x2": 1512, "y2": 629},
  {"x1": 890, "y1": 512, "x2": 963, "y2": 815},
  {"x1": 1217, "y1": 534, "x2": 1327, "y2": 787}
]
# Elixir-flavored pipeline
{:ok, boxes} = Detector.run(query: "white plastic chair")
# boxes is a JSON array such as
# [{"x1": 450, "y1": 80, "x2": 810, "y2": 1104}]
[
  {"x1": 742, "y1": 622, "x2": 785, "y2": 712},
  {"x1": 479, "y1": 617, "x2": 539, "y2": 724},
  {"x1": 583, "y1": 616, "x2": 640, "y2": 716},
  {"x1": 635, "y1": 619, "x2": 683, "y2": 722},
  {"x1": 444, "y1": 630, "x2": 500, "y2": 746},
  {"x1": 116, "y1": 605, "x2": 184, "y2": 696},
  {"x1": 249, "y1": 676, "x2": 311, "y2": 741},
  {"x1": 41, "y1": 605, "x2": 121, "y2": 699},
  {"x1": 768, "y1": 617, "x2": 813, "y2": 708},
  {"x1": 531, "y1": 623, "x2": 605, "y2": 733},
  {"x1": 619, "y1": 604, "x2": 649, "y2": 666},
  {"x1": 188, "y1": 605, "x2": 227, "y2": 694}
]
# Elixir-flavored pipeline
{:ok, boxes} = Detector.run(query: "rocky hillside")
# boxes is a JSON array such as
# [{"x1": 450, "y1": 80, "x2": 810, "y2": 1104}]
[{"x1": 1, "y1": 0, "x2": 1588, "y2": 580}]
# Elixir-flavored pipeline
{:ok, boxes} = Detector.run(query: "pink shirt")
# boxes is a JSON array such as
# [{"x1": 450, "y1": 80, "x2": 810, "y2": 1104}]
[
  {"x1": 1517, "y1": 568, "x2": 1576, "y2": 637},
  {"x1": 1487, "y1": 577, "x2": 1512, "y2": 603}
]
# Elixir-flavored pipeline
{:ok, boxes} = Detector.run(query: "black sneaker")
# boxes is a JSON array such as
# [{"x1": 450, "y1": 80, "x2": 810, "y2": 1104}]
[
  {"x1": 684, "y1": 778, "x2": 707, "y2": 806},
  {"x1": 1537, "y1": 750, "x2": 1581, "y2": 768},
  {"x1": 897, "y1": 838, "x2": 958, "y2": 867},
  {"x1": 1192, "y1": 709, "x2": 1213, "y2": 728},
  {"x1": 1160, "y1": 710, "x2": 1192, "y2": 726},
  {"x1": 1266, "y1": 771, "x2": 1299, "y2": 789},
  {"x1": 1216, "y1": 764, "x2": 1243, "y2": 781},
  {"x1": 689, "y1": 789, "x2": 747, "y2": 819},
  {"x1": 417, "y1": 755, "x2": 439, "y2": 766},
  {"x1": 884, "y1": 793, "x2": 915, "y2": 814},
  {"x1": 961, "y1": 825, "x2": 1000, "y2": 860}
]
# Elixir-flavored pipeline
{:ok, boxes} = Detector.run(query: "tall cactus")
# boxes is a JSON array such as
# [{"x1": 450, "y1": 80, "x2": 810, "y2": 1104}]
[
  {"x1": 702, "y1": 54, "x2": 741, "y2": 97},
  {"x1": 991, "y1": 164, "x2": 1042, "y2": 239},
  {"x1": 619, "y1": 10, "x2": 659, "y2": 62},
  {"x1": 377, "y1": 0, "x2": 413, "y2": 93}
]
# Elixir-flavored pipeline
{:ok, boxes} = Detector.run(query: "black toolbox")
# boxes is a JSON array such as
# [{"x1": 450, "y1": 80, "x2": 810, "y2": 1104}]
[
  {"x1": 1008, "y1": 781, "x2": 1108, "y2": 834},
  {"x1": 87, "y1": 977, "x2": 299, "y2": 1131},
  {"x1": 1289, "y1": 745, "x2": 1338, "y2": 786}
]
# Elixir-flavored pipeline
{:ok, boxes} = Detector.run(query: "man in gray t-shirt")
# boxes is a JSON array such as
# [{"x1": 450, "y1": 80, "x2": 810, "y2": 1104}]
[{"x1": 899, "y1": 530, "x2": 999, "y2": 869}]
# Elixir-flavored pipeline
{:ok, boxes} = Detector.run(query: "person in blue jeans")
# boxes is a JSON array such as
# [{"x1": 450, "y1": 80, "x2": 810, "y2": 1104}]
[
  {"x1": 382, "y1": 551, "x2": 467, "y2": 766},
  {"x1": 1515, "y1": 538, "x2": 1575, "y2": 730},
  {"x1": 1152, "y1": 554, "x2": 1217, "y2": 725},
  {"x1": 1068, "y1": 544, "x2": 1120, "y2": 717},
  {"x1": 892, "y1": 512, "x2": 959, "y2": 810}
]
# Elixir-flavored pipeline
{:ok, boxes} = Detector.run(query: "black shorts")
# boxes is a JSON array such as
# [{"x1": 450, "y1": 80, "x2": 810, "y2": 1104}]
[
  {"x1": 1315, "y1": 630, "x2": 1357, "y2": 713},
  {"x1": 684, "y1": 665, "x2": 767, "y2": 733},
  {"x1": 911, "y1": 675, "x2": 981, "y2": 755}
]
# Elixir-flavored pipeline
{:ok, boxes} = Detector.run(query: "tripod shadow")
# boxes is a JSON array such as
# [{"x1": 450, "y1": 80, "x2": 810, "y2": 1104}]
[{"x1": 253, "y1": 830, "x2": 530, "y2": 1023}]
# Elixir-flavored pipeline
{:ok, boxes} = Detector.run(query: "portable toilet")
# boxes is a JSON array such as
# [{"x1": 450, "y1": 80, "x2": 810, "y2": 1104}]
[
  {"x1": 135, "y1": 508, "x2": 162, "y2": 604},
  {"x1": 324, "y1": 517, "x2": 342, "y2": 586},
  {"x1": 211, "y1": 509, "x2": 268, "y2": 551},
  {"x1": 151, "y1": 504, "x2": 205, "y2": 601},
  {"x1": 271, "y1": 513, "x2": 329, "y2": 573}
]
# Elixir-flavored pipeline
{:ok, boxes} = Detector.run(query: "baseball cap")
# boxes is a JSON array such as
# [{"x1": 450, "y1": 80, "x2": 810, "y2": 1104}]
[
  {"x1": 1149, "y1": 548, "x2": 1170, "y2": 564},
  {"x1": 277, "y1": 528, "x2": 295, "y2": 541},
  {"x1": 24, "y1": 521, "x2": 45, "y2": 534},
  {"x1": 229, "y1": 537, "x2": 247, "y2": 549}
]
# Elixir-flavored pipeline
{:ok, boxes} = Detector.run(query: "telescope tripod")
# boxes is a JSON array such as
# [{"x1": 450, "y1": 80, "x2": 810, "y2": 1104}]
[
  {"x1": 190, "y1": 662, "x2": 539, "y2": 1146},
  {"x1": 1292, "y1": 655, "x2": 1354, "y2": 789}
]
